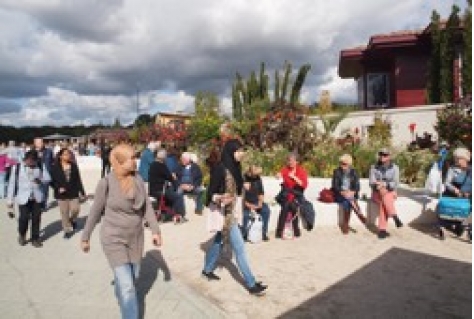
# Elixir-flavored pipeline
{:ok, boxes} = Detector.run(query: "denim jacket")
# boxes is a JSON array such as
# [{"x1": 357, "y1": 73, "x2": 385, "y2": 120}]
[{"x1": 369, "y1": 162, "x2": 399, "y2": 191}]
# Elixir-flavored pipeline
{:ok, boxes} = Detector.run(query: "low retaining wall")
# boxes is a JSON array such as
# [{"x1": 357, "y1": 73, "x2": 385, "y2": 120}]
[{"x1": 77, "y1": 157, "x2": 439, "y2": 229}]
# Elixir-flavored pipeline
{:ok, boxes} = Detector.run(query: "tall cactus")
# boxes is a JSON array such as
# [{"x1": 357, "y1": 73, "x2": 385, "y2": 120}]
[
  {"x1": 290, "y1": 64, "x2": 311, "y2": 104},
  {"x1": 274, "y1": 70, "x2": 281, "y2": 102},
  {"x1": 281, "y1": 61, "x2": 292, "y2": 102}
]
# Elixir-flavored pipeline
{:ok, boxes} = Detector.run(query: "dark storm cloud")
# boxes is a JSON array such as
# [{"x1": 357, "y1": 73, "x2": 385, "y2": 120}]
[{"x1": 0, "y1": 99, "x2": 22, "y2": 114}]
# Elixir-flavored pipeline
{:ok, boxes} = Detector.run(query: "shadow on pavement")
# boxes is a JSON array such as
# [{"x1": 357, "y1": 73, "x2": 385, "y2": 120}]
[
  {"x1": 137, "y1": 250, "x2": 171, "y2": 319},
  {"x1": 277, "y1": 247, "x2": 472, "y2": 319},
  {"x1": 200, "y1": 236, "x2": 247, "y2": 289}
]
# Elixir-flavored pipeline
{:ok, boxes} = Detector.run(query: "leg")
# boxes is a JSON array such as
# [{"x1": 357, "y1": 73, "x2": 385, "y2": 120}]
[
  {"x1": 41, "y1": 183, "x2": 50, "y2": 211},
  {"x1": 276, "y1": 205, "x2": 290, "y2": 238},
  {"x1": 69, "y1": 198, "x2": 80, "y2": 229},
  {"x1": 0, "y1": 172, "x2": 5, "y2": 198},
  {"x1": 350, "y1": 200, "x2": 367, "y2": 224},
  {"x1": 242, "y1": 209, "x2": 251, "y2": 239},
  {"x1": 113, "y1": 263, "x2": 140, "y2": 319},
  {"x1": 58, "y1": 200, "x2": 72, "y2": 233},
  {"x1": 380, "y1": 192, "x2": 402, "y2": 227},
  {"x1": 30, "y1": 201, "x2": 42, "y2": 242},
  {"x1": 292, "y1": 214, "x2": 301, "y2": 237},
  {"x1": 203, "y1": 232, "x2": 223, "y2": 274},
  {"x1": 101, "y1": 160, "x2": 106, "y2": 178},
  {"x1": 18, "y1": 203, "x2": 31, "y2": 239},
  {"x1": 193, "y1": 187, "x2": 204, "y2": 214},
  {"x1": 168, "y1": 190, "x2": 186, "y2": 217},
  {"x1": 229, "y1": 224, "x2": 256, "y2": 289},
  {"x1": 259, "y1": 203, "x2": 271, "y2": 238}
]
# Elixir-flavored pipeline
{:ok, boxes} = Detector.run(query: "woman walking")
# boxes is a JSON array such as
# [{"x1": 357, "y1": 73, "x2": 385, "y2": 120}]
[
  {"x1": 50, "y1": 148, "x2": 86, "y2": 239},
  {"x1": 202, "y1": 146, "x2": 267, "y2": 296},
  {"x1": 81, "y1": 144, "x2": 162, "y2": 319}
]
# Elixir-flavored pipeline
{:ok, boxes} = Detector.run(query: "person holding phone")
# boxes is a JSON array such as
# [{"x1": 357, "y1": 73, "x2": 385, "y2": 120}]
[{"x1": 81, "y1": 144, "x2": 162, "y2": 318}]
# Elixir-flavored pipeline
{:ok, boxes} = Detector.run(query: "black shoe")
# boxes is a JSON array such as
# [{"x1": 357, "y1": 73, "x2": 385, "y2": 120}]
[
  {"x1": 393, "y1": 216, "x2": 403, "y2": 228},
  {"x1": 202, "y1": 271, "x2": 220, "y2": 281},
  {"x1": 454, "y1": 224, "x2": 464, "y2": 237},
  {"x1": 63, "y1": 232, "x2": 73, "y2": 239},
  {"x1": 248, "y1": 282, "x2": 267, "y2": 296},
  {"x1": 263, "y1": 234, "x2": 269, "y2": 241},
  {"x1": 31, "y1": 240, "x2": 43, "y2": 248},
  {"x1": 70, "y1": 220, "x2": 78, "y2": 231},
  {"x1": 378, "y1": 230, "x2": 390, "y2": 239},
  {"x1": 18, "y1": 235, "x2": 27, "y2": 246}
]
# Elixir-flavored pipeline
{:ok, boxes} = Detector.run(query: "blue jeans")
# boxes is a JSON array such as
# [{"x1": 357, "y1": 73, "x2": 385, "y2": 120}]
[
  {"x1": 0, "y1": 172, "x2": 6, "y2": 198},
  {"x1": 113, "y1": 263, "x2": 140, "y2": 319},
  {"x1": 203, "y1": 224, "x2": 256, "y2": 288},
  {"x1": 177, "y1": 186, "x2": 204, "y2": 213},
  {"x1": 242, "y1": 203, "x2": 270, "y2": 237},
  {"x1": 335, "y1": 193, "x2": 354, "y2": 213}
]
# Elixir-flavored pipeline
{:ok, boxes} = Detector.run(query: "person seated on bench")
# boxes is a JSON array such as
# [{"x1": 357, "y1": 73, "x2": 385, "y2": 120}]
[
  {"x1": 149, "y1": 149, "x2": 186, "y2": 223},
  {"x1": 242, "y1": 165, "x2": 271, "y2": 242},
  {"x1": 332, "y1": 154, "x2": 366, "y2": 234},
  {"x1": 174, "y1": 152, "x2": 205, "y2": 215}
]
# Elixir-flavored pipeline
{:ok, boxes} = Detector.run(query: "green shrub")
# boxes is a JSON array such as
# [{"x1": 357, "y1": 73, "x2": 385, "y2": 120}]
[{"x1": 394, "y1": 149, "x2": 436, "y2": 187}]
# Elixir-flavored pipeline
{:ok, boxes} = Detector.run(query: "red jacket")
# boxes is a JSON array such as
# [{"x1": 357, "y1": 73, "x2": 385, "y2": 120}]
[{"x1": 280, "y1": 165, "x2": 308, "y2": 201}]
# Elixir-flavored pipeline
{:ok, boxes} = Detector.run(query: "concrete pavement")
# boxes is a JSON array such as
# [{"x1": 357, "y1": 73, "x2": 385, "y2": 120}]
[{"x1": 0, "y1": 199, "x2": 225, "y2": 319}]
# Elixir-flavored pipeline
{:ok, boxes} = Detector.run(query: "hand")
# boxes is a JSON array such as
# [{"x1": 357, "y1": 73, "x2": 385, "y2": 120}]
[
  {"x1": 243, "y1": 182, "x2": 251, "y2": 191},
  {"x1": 152, "y1": 234, "x2": 162, "y2": 247},
  {"x1": 81, "y1": 241, "x2": 90, "y2": 253},
  {"x1": 59, "y1": 187, "x2": 66, "y2": 194}
]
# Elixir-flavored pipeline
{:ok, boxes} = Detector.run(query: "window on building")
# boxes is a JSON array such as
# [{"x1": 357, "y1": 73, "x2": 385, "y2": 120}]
[
  {"x1": 357, "y1": 77, "x2": 364, "y2": 107},
  {"x1": 367, "y1": 73, "x2": 390, "y2": 108}
]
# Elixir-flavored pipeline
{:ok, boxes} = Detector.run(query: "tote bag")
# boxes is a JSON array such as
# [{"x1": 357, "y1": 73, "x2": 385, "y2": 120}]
[
  {"x1": 248, "y1": 215, "x2": 263, "y2": 243},
  {"x1": 206, "y1": 203, "x2": 224, "y2": 233}
]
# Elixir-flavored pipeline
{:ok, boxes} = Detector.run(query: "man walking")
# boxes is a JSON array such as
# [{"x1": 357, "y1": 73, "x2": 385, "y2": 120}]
[{"x1": 6, "y1": 150, "x2": 51, "y2": 247}]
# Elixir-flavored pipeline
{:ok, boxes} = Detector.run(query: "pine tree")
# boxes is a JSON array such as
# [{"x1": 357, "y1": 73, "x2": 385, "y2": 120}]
[
  {"x1": 290, "y1": 64, "x2": 311, "y2": 104},
  {"x1": 281, "y1": 62, "x2": 292, "y2": 102},
  {"x1": 428, "y1": 10, "x2": 441, "y2": 104},
  {"x1": 440, "y1": 5, "x2": 461, "y2": 102},
  {"x1": 462, "y1": 0, "x2": 472, "y2": 95}
]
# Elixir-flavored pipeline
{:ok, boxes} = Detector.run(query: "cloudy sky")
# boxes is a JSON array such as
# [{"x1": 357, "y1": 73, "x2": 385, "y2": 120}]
[{"x1": 0, "y1": 0, "x2": 465, "y2": 127}]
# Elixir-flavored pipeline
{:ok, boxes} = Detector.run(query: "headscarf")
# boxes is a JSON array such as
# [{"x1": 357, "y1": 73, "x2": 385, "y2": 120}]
[
  {"x1": 110, "y1": 144, "x2": 137, "y2": 198},
  {"x1": 221, "y1": 139, "x2": 244, "y2": 195}
]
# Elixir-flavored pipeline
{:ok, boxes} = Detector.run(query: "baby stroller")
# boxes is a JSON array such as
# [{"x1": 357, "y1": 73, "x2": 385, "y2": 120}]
[{"x1": 150, "y1": 181, "x2": 180, "y2": 223}]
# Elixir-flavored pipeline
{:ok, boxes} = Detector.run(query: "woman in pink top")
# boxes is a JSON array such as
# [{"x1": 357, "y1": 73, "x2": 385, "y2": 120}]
[{"x1": 0, "y1": 153, "x2": 17, "y2": 198}]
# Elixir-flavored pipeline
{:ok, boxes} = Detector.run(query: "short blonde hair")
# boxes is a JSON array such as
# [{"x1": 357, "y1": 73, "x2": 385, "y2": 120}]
[
  {"x1": 339, "y1": 154, "x2": 353, "y2": 165},
  {"x1": 453, "y1": 147, "x2": 471, "y2": 161}
]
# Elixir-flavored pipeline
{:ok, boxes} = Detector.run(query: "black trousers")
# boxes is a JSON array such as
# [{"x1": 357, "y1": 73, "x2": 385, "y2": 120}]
[
  {"x1": 101, "y1": 160, "x2": 111, "y2": 178},
  {"x1": 18, "y1": 199, "x2": 42, "y2": 240},
  {"x1": 276, "y1": 202, "x2": 301, "y2": 237}
]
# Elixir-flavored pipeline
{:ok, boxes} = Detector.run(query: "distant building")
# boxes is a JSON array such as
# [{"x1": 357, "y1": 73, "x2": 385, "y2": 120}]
[
  {"x1": 155, "y1": 112, "x2": 192, "y2": 127},
  {"x1": 338, "y1": 22, "x2": 465, "y2": 109},
  {"x1": 88, "y1": 128, "x2": 131, "y2": 143}
]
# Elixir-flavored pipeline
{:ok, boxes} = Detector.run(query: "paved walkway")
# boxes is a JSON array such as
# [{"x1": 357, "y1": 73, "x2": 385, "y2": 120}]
[{"x1": 0, "y1": 199, "x2": 225, "y2": 319}]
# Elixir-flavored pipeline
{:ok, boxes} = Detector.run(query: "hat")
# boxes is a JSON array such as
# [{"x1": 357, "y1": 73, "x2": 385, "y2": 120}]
[{"x1": 378, "y1": 148, "x2": 391, "y2": 156}]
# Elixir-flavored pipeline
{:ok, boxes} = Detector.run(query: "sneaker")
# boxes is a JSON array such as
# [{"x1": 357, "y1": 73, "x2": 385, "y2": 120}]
[
  {"x1": 378, "y1": 230, "x2": 390, "y2": 239},
  {"x1": 31, "y1": 240, "x2": 43, "y2": 248},
  {"x1": 262, "y1": 234, "x2": 269, "y2": 242},
  {"x1": 248, "y1": 282, "x2": 267, "y2": 296},
  {"x1": 18, "y1": 235, "x2": 27, "y2": 246},
  {"x1": 202, "y1": 271, "x2": 220, "y2": 281}
]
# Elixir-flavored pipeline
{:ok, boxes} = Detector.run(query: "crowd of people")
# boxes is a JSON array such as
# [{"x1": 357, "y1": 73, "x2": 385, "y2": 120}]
[{"x1": 0, "y1": 127, "x2": 471, "y2": 318}]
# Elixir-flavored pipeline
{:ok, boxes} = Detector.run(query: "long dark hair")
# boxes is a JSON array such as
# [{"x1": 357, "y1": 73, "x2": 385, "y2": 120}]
[{"x1": 56, "y1": 148, "x2": 71, "y2": 164}]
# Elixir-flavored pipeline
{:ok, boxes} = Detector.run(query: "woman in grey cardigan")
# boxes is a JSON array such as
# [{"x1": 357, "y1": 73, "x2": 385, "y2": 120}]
[
  {"x1": 81, "y1": 144, "x2": 162, "y2": 319},
  {"x1": 369, "y1": 148, "x2": 403, "y2": 239}
]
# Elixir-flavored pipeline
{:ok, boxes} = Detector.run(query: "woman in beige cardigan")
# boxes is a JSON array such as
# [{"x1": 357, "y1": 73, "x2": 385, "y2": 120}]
[{"x1": 81, "y1": 144, "x2": 162, "y2": 319}]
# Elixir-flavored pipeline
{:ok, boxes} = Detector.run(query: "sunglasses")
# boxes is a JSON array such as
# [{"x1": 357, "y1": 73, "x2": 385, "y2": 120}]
[
  {"x1": 340, "y1": 162, "x2": 349, "y2": 166},
  {"x1": 378, "y1": 153, "x2": 390, "y2": 157}
]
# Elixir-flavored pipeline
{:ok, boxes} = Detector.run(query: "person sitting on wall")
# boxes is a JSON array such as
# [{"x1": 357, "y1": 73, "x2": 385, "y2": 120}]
[{"x1": 174, "y1": 152, "x2": 205, "y2": 215}]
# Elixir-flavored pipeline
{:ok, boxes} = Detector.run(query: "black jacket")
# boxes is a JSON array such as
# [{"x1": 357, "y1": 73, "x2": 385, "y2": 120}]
[
  {"x1": 331, "y1": 167, "x2": 360, "y2": 198},
  {"x1": 205, "y1": 163, "x2": 226, "y2": 207},
  {"x1": 149, "y1": 161, "x2": 174, "y2": 198},
  {"x1": 50, "y1": 162, "x2": 85, "y2": 200}
]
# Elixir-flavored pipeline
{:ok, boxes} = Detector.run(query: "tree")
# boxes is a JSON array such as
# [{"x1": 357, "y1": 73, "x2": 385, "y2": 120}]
[
  {"x1": 113, "y1": 117, "x2": 122, "y2": 128},
  {"x1": 134, "y1": 113, "x2": 153, "y2": 127},
  {"x1": 462, "y1": 0, "x2": 472, "y2": 96},
  {"x1": 435, "y1": 96, "x2": 472, "y2": 149},
  {"x1": 428, "y1": 10, "x2": 442, "y2": 104},
  {"x1": 188, "y1": 91, "x2": 224, "y2": 146},
  {"x1": 290, "y1": 64, "x2": 311, "y2": 104},
  {"x1": 440, "y1": 5, "x2": 461, "y2": 102}
]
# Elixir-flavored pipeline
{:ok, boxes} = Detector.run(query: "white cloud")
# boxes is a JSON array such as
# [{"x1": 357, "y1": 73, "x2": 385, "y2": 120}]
[{"x1": 0, "y1": 0, "x2": 467, "y2": 126}]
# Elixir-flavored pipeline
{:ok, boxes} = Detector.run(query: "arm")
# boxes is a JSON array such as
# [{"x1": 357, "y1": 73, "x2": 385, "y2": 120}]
[
  {"x1": 444, "y1": 168, "x2": 459, "y2": 194},
  {"x1": 81, "y1": 178, "x2": 108, "y2": 242},
  {"x1": 353, "y1": 169, "x2": 361, "y2": 193},
  {"x1": 193, "y1": 164, "x2": 203, "y2": 187},
  {"x1": 75, "y1": 164, "x2": 86, "y2": 197},
  {"x1": 386, "y1": 165, "x2": 399, "y2": 191},
  {"x1": 369, "y1": 166, "x2": 378, "y2": 189},
  {"x1": 40, "y1": 164, "x2": 51, "y2": 184},
  {"x1": 331, "y1": 169, "x2": 341, "y2": 193},
  {"x1": 143, "y1": 195, "x2": 161, "y2": 235}
]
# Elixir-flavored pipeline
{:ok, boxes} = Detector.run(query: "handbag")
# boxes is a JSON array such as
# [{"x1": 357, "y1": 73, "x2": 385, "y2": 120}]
[
  {"x1": 319, "y1": 188, "x2": 335, "y2": 203},
  {"x1": 247, "y1": 214, "x2": 263, "y2": 243},
  {"x1": 425, "y1": 163, "x2": 443, "y2": 194},
  {"x1": 206, "y1": 203, "x2": 224, "y2": 233}
]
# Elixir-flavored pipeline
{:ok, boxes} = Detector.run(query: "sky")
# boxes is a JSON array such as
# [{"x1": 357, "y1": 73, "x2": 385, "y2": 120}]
[{"x1": 0, "y1": 0, "x2": 466, "y2": 127}]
